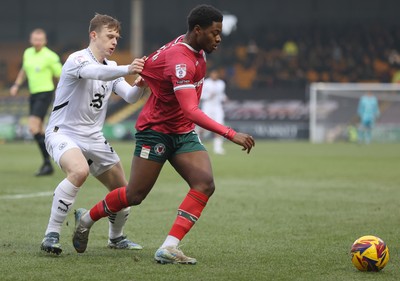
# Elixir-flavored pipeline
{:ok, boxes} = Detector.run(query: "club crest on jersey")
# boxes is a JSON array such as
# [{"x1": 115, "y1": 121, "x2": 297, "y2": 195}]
[
  {"x1": 154, "y1": 143, "x2": 166, "y2": 156},
  {"x1": 58, "y1": 142, "x2": 68, "y2": 150},
  {"x1": 74, "y1": 55, "x2": 88, "y2": 65},
  {"x1": 175, "y1": 64, "x2": 187, "y2": 78}
]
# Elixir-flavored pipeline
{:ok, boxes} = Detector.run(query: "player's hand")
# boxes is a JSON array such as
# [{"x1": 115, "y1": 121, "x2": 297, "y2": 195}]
[
  {"x1": 133, "y1": 75, "x2": 148, "y2": 88},
  {"x1": 10, "y1": 84, "x2": 19, "y2": 96},
  {"x1": 231, "y1": 132, "x2": 255, "y2": 154},
  {"x1": 128, "y1": 56, "x2": 147, "y2": 75}
]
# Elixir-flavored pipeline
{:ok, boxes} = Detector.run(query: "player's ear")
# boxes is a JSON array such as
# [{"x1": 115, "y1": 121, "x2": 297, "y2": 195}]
[
  {"x1": 89, "y1": 31, "x2": 97, "y2": 40},
  {"x1": 194, "y1": 25, "x2": 203, "y2": 35}
]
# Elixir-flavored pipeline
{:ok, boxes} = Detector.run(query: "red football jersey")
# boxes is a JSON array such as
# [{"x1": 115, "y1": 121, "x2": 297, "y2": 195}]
[{"x1": 137, "y1": 35, "x2": 207, "y2": 133}]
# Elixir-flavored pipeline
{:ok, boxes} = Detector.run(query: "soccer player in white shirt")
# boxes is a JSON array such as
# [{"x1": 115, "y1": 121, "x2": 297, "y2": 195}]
[
  {"x1": 200, "y1": 70, "x2": 228, "y2": 154},
  {"x1": 40, "y1": 14, "x2": 146, "y2": 255}
]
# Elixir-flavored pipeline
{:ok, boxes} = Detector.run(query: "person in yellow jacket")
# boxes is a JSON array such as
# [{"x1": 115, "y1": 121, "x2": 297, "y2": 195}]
[{"x1": 10, "y1": 28, "x2": 62, "y2": 176}]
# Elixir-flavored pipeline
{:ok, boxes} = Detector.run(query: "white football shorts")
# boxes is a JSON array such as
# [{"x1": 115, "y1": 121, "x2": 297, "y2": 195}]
[{"x1": 45, "y1": 130, "x2": 120, "y2": 177}]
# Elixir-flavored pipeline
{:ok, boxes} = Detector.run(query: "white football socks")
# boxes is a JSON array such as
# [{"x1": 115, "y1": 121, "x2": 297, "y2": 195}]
[
  {"x1": 213, "y1": 136, "x2": 225, "y2": 154},
  {"x1": 108, "y1": 207, "x2": 131, "y2": 240},
  {"x1": 45, "y1": 178, "x2": 79, "y2": 235},
  {"x1": 161, "y1": 235, "x2": 180, "y2": 248}
]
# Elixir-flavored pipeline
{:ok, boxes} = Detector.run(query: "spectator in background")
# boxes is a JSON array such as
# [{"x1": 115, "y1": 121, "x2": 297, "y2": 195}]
[
  {"x1": 282, "y1": 38, "x2": 299, "y2": 58},
  {"x1": 10, "y1": 28, "x2": 62, "y2": 176},
  {"x1": 357, "y1": 91, "x2": 380, "y2": 144},
  {"x1": 200, "y1": 69, "x2": 228, "y2": 154},
  {"x1": 391, "y1": 64, "x2": 400, "y2": 83}
]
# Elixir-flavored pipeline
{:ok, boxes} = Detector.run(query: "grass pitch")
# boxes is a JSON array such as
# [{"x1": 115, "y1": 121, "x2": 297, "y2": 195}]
[{"x1": 0, "y1": 140, "x2": 399, "y2": 281}]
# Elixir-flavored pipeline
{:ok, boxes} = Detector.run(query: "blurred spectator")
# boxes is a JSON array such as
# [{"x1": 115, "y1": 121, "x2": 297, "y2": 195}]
[
  {"x1": 391, "y1": 66, "x2": 400, "y2": 83},
  {"x1": 282, "y1": 39, "x2": 299, "y2": 58},
  {"x1": 200, "y1": 70, "x2": 228, "y2": 154}
]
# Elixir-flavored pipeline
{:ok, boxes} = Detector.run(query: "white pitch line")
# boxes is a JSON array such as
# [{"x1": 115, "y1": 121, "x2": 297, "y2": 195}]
[{"x1": 0, "y1": 191, "x2": 53, "y2": 200}]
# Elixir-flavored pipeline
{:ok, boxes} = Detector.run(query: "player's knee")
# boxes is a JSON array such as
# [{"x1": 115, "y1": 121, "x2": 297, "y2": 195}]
[
  {"x1": 128, "y1": 195, "x2": 146, "y2": 206},
  {"x1": 125, "y1": 188, "x2": 147, "y2": 206},
  {"x1": 67, "y1": 166, "x2": 89, "y2": 187},
  {"x1": 195, "y1": 179, "x2": 215, "y2": 197},
  {"x1": 206, "y1": 181, "x2": 216, "y2": 196}
]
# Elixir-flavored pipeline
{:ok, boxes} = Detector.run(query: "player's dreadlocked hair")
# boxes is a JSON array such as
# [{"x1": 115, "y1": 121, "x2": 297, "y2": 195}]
[{"x1": 187, "y1": 4, "x2": 223, "y2": 31}]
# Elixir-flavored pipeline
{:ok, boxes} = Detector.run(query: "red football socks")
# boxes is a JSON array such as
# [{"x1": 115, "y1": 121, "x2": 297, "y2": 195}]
[
  {"x1": 168, "y1": 189, "x2": 209, "y2": 240},
  {"x1": 89, "y1": 186, "x2": 128, "y2": 221}
]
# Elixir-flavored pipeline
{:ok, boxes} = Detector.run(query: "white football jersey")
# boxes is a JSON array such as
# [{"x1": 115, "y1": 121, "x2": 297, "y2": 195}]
[
  {"x1": 201, "y1": 78, "x2": 226, "y2": 109},
  {"x1": 201, "y1": 78, "x2": 227, "y2": 122},
  {"x1": 46, "y1": 48, "x2": 124, "y2": 138}
]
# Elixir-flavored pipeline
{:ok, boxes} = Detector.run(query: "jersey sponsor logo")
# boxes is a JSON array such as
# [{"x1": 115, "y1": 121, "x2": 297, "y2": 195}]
[
  {"x1": 175, "y1": 79, "x2": 190, "y2": 85},
  {"x1": 154, "y1": 143, "x2": 166, "y2": 156},
  {"x1": 175, "y1": 64, "x2": 187, "y2": 78},
  {"x1": 140, "y1": 145, "x2": 151, "y2": 159}
]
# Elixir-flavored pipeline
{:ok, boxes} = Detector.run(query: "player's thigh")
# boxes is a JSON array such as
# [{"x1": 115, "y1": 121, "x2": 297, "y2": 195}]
[
  {"x1": 126, "y1": 156, "x2": 165, "y2": 204},
  {"x1": 82, "y1": 138, "x2": 121, "y2": 177},
  {"x1": 170, "y1": 150, "x2": 214, "y2": 189},
  {"x1": 96, "y1": 162, "x2": 127, "y2": 191},
  {"x1": 129, "y1": 130, "x2": 173, "y2": 199},
  {"x1": 59, "y1": 148, "x2": 89, "y2": 175},
  {"x1": 169, "y1": 130, "x2": 212, "y2": 187},
  {"x1": 46, "y1": 132, "x2": 84, "y2": 170}
]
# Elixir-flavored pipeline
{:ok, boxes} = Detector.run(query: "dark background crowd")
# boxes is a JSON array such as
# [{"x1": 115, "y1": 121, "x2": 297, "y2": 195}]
[{"x1": 210, "y1": 24, "x2": 400, "y2": 91}]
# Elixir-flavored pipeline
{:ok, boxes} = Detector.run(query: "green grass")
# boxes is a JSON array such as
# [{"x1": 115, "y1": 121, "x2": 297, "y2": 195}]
[{"x1": 0, "y1": 140, "x2": 399, "y2": 281}]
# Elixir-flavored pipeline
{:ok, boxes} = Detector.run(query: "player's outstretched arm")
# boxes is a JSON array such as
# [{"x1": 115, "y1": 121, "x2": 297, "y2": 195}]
[
  {"x1": 175, "y1": 87, "x2": 255, "y2": 154},
  {"x1": 230, "y1": 132, "x2": 255, "y2": 154},
  {"x1": 79, "y1": 56, "x2": 146, "y2": 81},
  {"x1": 115, "y1": 75, "x2": 148, "y2": 104}
]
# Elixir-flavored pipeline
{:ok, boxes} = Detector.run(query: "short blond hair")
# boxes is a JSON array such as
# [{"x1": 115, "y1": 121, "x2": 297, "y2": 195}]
[{"x1": 89, "y1": 13, "x2": 121, "y2": 34}]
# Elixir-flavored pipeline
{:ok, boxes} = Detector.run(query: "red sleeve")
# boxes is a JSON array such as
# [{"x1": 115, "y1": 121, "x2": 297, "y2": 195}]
[{"x1": 175, "y1": 88, "x2": 236, "y2": 140}]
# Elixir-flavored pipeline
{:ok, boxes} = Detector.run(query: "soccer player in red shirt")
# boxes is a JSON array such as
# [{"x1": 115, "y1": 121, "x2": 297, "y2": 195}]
[{"x1": 72, "y1": 4, "x2": 255, "y2": 264}]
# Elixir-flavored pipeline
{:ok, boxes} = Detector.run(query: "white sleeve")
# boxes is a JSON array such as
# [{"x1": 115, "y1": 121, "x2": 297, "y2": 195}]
[
  {"x1": 114, "y1": 79, "x2": 145, "y2": 104},
  {"x1": 201, "y1": 81, "x2": 211, "y2": 100},
  {"x1": 78, "y1": 63, "x2": 130, "y2": 81},
  {"x1": 221, "y1": 82, "x2": 227, "y2": 100}
]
